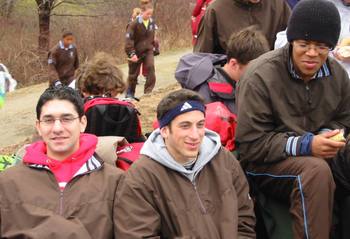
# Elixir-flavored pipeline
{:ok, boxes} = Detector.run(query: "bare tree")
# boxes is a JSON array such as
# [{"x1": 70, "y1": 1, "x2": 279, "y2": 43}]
[
  {"x1": 36, "y1": 0, "x2": 54, "y2": 53},
  {"x1": 0, "y1": 0, "x2": 17, "y2": 18},
  {"x1": 35, "y1": 0, "x2": 108, "y2": 54}
]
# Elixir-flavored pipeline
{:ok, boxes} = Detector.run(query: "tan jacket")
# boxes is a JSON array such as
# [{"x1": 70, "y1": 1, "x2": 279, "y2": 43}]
[
  {"x1": 194, "y1": 0, "x2": 290, "y2": 53},
  {"x1": 0, "y1": 155, "x2": 124, "y2": 238},
  {"x1": 115, "y1": 147, "x2": 255, "y2": 239},
  {"x1": 236, "y1": 44, "x2": 350, "y2": 165}
]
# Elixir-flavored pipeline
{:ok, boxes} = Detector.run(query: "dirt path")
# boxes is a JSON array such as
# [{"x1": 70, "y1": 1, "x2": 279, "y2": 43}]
[{"x1": 0, "y1": 49, "x2": 190, "y2": 153}]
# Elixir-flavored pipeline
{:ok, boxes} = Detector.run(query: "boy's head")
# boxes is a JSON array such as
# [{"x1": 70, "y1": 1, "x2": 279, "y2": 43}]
[
  {"x1": 157, "y1": 89, "x2": 206, "y2": 163},
  {"x1": 141, "y1": 3, "x2": 154, "y2": 20},
  {"x1": 76, "y1": 52, "x2": 126, "y2": 97},
  {"x1": 62, "y1": 31, "x2": 75, "y2": 48},
  {"x1": 36, "y1": 86, "x2": 87, "y2": 160},
  {"x1": 224, "y1": 26, "x2": 269, "y2": 82},
  {"x1": 287, "y1": 0, "x2": 340, "y2": 80}
]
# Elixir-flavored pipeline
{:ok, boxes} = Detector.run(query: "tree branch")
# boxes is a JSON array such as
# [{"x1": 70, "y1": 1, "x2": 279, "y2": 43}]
[{"x1": 50, "y1": 13, "x2": 107, "y2": 17}]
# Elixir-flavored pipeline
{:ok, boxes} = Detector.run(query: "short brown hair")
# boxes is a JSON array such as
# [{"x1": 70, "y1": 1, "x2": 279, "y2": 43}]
[
  {"x1": 157, "y1": 89, "x2": 205, "y2": 121},
  {"x1": 76, "y1": 52, "x2": 126, "y2": 97},
  {"x1": 226, "y1": 26, "x2": 269, "y2": 65},
  {"x1": 140, "y1": 0, "x2": 151, "y2": 5},
  {"x1": 140, "y1": 1, "x2": 153, "y2": 11}
]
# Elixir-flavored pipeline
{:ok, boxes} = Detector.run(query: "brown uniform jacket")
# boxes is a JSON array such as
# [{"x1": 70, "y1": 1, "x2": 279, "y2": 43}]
[
  {"x1": 194, "y1": 0, "x2": 291, "y2": 53},
  {"x1": 0, "y1": 155, "x2": 123, "y2": 238},
  {"x1": 125, "y1": 16, "x2": 157, "y2": 58},
  {"x1": 236, "y1": 45, "x2": 350, "y2": 165},
  {"x1": 48, "y1": 41, "x2": 79, "y2": 84},
  {"x1": 115, "y1": 148, "x2": 255, "y2": 239}
]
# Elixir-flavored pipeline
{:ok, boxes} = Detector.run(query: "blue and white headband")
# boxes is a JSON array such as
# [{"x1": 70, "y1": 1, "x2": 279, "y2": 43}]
[{"x1": 159, "y1": 100, "x2": 206, "y2": 129}]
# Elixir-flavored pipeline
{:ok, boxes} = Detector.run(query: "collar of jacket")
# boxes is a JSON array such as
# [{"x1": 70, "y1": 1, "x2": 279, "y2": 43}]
[
  {"x1": 59, "y1": 40, "x2": 74, "y2": 50},
  {"x1": 285, "y1": 44, "x2": 331, "y2": 81},
  {"x1": 233, "y1": 0, "x2": 262, "y2": 9},
  {"x1": 27, "y1": 155, "x2": 103, "y2": 178},
  {"x1": 136, "y1": 16, "x2": 154, "y2": 24}
]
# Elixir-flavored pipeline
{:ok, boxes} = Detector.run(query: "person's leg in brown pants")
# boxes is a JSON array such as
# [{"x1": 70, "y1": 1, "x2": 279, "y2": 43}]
[
  {"x1": 127, "y1": 61, "x2": 142, "y2": 97},
  {"x1": 142, "y1": 50, "x2": 156, "y2": 94},
  {"x1": 245, "y1": 156, "x2": 335, "y2": 239}
]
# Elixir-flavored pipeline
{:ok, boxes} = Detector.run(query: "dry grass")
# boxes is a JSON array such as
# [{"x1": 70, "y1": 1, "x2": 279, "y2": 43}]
[{"x1": 0, "y1": 0, "x2": 193, "y2": 88}]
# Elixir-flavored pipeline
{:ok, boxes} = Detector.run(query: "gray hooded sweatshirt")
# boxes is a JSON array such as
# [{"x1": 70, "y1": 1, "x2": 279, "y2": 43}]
[{"x1": 140, "y1": 128, "x2": 221, "y2": 183}]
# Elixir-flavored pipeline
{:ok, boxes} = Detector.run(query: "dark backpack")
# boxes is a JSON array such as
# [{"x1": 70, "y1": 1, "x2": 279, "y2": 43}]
[
  {"x1": 84, "y1": 96, "x2": 145, "y2": 143},
  {"x1": 175, "y1": 52, "x2": 227, "y2": 90}
]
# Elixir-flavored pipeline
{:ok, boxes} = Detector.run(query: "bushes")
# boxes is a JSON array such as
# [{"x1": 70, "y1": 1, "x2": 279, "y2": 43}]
[{"x1": 0, "y1": 0, "x2": 193, "y2": 87}]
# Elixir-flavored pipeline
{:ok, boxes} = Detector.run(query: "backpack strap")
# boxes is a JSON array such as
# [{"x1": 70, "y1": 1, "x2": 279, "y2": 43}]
[{"x1": 84, "y1": 96, "x2": 133, "y2": 112}]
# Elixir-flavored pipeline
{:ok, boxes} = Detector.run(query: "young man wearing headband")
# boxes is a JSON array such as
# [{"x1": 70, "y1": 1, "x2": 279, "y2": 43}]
[{"x1": 116, "y1": 89, "x2": 255, "y2": 238}]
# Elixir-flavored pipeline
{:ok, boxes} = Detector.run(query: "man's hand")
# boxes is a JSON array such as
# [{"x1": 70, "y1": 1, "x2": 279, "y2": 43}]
[
  {"x1": 312, "y1": 130, "x2": 346, "y2": 159},
  {"x1": 130, "y1": 55, "x2": 139, "y2": 63}
]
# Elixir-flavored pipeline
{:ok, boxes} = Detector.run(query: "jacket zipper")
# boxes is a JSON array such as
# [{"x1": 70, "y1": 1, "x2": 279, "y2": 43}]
[
  {"x1": 59, "y1": 190, "x2": 64, "y2": 216},
  {"x1": 56, "y1": 167, "x2": 101, "y2": 216},
  {"x1": 304, "y1": 83, "x2": 311, "y2": 128},
  {"x1": 192, "y1": 181, "x2": 207, "y2": 214}
]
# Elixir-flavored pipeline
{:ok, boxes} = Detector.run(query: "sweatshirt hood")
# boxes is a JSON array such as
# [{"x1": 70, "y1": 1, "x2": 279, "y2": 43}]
[
  {"x1": 175, "y1": 53, "x2": 227, "y2": 90},
  {"x1": 23, "y1": 133, "x2": 98, "y2": 166},
  {"x1": 140, "y1": 128, "x2": 221, "y2": 182}
]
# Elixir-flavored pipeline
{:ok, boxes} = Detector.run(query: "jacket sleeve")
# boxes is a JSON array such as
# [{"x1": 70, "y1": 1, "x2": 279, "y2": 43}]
[
  {"x1": 236, "y1": 77, "x2": 292, "y2": 164},
  {"x1": 125, "y1": 22, "x2": 137, "y2": 58},
  {"x1": 230, "y1": 154, "x2": 256, "y2": 239},
  {"x1": 48, "y1": 49, "x2": 59, "y2": 80},
  {"x1": 192, "y1": 0, "x2": 205, "y2": 17},
  {"x1": 115, "y1": 171, "x2": 161, "y2": 239},
  {"x1": 74, "y1": 48, "x2": 79, "y2": 70},
  {"x1": 193, "y1": 7, "x2": 216, "y2": 53},
  {"x1": 279, "y1": 1, "x2": 291, "y2": 32},
  {"x1": 322, "y1": 68, "x2": 350, "y2": 134}
]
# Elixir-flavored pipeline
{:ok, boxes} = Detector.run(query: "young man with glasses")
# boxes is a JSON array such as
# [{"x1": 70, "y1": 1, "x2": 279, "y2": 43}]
[
  {"x1": 236, "y1": 0, "x2": 350, "y2": 238},
  {"x1": 0, "y1": 86, "x2": 123, "y2": 238}
]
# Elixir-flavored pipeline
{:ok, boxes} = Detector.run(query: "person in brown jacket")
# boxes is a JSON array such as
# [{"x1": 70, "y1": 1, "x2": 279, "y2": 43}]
[
  {"x1": 236, "y1": 0, "x2": 350, "y2": 238},
  {"x1": 194, "y1": 0, "x2": 291, "y2": 54},
  {"x1": 0, "y1": 86, "x2": 123, "y2": 238},
  {"x1": 125, "y1": 2, "x2": 158, "y2": 99},
  {"x1": 116, "y1": 89, "x2": 255, "y2": 239},
  {"x1": 48, "y1": 31, "x2": 79, "y2": 87}
]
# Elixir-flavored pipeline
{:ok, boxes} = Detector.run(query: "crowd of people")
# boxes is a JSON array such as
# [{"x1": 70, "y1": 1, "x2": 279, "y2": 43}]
[{"x1": 1, "y1": 0, "x2": 350, "y2": 238}]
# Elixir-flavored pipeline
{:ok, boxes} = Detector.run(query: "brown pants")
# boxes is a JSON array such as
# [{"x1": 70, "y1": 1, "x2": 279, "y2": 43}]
[
  {"x1": 127, "y1": 50, "x2": 156, "y2": 96},
  {"x1": 246, "y1": 156, "x2": 335, "y2": 239}
]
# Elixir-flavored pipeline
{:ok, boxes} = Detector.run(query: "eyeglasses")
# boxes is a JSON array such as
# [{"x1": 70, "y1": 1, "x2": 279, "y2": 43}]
[
  {"x1": 39, "y1": 116, "x2": 80, "y2": 126},
  {"x1": 293, "y1": 41, "x2": 331, "y2": 55}
]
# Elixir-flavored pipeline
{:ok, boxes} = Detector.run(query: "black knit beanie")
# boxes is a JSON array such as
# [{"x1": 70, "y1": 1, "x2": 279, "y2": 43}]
[{"x1": 287, "y1": 0, "x2": 341, "y2": 48}]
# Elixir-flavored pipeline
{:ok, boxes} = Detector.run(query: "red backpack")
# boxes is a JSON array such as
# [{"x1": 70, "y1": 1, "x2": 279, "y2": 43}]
[
  {"x1": 205, "y1": 102, "x2": 237, "y2": 151},
  {"x1": 116, "y1": 142, "x2": 144, "y2": 171},
  {"x1": 84, "y1": 96, "x2": 145, "y2": 143}
]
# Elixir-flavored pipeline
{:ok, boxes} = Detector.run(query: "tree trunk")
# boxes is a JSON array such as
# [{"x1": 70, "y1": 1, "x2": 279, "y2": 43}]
[{"x1": 37, "y1": 0, "x2": 52, "y2": 54}]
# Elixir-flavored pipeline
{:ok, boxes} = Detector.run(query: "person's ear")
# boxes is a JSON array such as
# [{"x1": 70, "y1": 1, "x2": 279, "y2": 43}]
[
  {"x1": 160, "y1": 126, "x2": 169, "y2": 139},
  {"x1": 35, "y1": 120, "x2": 43, "y2": 137},
  {"x1": 80, "y1": 115, "x2": 87, "y2": 133},
  {"x1": 228, "y1": 58, "x2": 239, "y2": 70}
]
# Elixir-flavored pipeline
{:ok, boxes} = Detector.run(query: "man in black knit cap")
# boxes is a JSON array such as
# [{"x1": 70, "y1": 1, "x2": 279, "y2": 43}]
[{"x1": 236, "y1": 0, "x2": 350, "y2": 238}]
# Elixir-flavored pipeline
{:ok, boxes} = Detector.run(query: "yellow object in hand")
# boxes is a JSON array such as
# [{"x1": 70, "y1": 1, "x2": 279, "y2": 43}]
[
  {"x1": 330, "y1": 132, "x2": 346, "y2": 142},
  {"x1": 339, "y1": 38, "x2": 350, "y2": 47}
]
